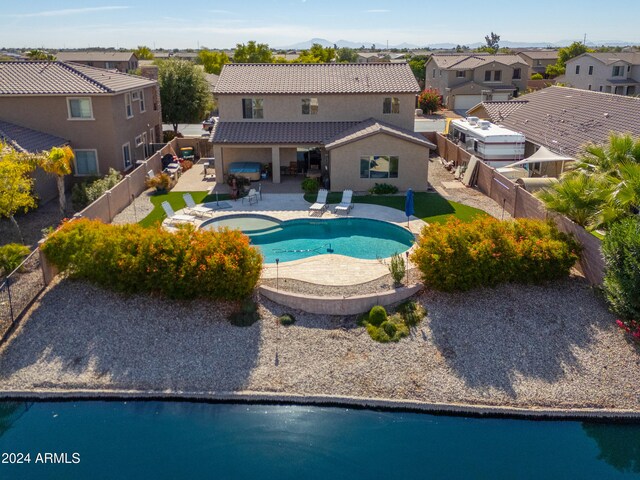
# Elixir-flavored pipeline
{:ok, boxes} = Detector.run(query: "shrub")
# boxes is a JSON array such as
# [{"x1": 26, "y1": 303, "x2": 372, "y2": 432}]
[
  {"x1": 0, "y1": 243, "x2": 30, "y2": 276},
  {"x1": 279, "y1": 313, "x2": 296, "y2": 326},
  {"x1": 396, "y1": 300, "x2": 426, "y2": 327},
  {"x1": 389, "y1": 252, "x2": 406, "y2": 286},
  {"x1": 368, "y1": 305, "x2": 388, "y2": 327},
  {"x1": 382, "y1": 320, "x2": 397, "y2": 337},
  {"x1": 181, "y1": 160, "x2": 193, "y2": 172},
  {"x1": 41, "y1": 219, "x2": 263, "y2": 301},
  {"x1": 602, "y1": 217, "x2": 640, "y2": 323},
  {"x1": 411, "y1": 217, "x2": 581, "y2": 292},
  {"x1": 368, "y1": 183, "x2": 398, "y2": 195},
  {"x1": 229, "y1": 298, "x2": 260, "y2": 327},
  {"x1": 72, "y1": 168, "x2": 123, "y2": 210},
  {"x1": 301, "y1": 177, "x2": 320, "y2": 194},
  {"x1": 366, "y1": 316, "x2": 409, "y2": 343},
  {"x1": 531, "y1": 73, "x2": 544, "y2": 80},
  {"x1": 145, "y1": 173, "x2": 172, "y2": 192},
  {"x1": 418, "y1": 89, "x2": 441, "y2": 114}
]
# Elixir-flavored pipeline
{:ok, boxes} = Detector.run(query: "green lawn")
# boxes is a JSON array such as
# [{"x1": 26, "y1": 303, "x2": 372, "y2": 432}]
[
  {"x1": 139, "y1": 191, "x2": 231, "y2": 227},
  {"x1": 304, "y1": 192, "x2": 486, "y2": 224}
]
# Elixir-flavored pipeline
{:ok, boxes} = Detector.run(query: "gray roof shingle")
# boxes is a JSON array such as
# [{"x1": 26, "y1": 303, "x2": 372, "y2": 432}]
[
  {"x1": 0, "y1": 61, "x2": 155, "y2": 95},
  {"x1": 429, "y1": 54, "x2": 527, "y2": 70},
  {"x1": 0, "y1": 120, "x2": 68, "y2": 153},
  {"x1": 55, "y1": 51, "x2": 136, "y2": 62},
  {"x1": 478, "y1": 86, "x2": 640, "y2": 158},
  {"x1": 577, "y1": 52, "x2": 640, "y2": 66},
  {"x1": 214, "y1": 63, "x2": 420, "y2": 95}
]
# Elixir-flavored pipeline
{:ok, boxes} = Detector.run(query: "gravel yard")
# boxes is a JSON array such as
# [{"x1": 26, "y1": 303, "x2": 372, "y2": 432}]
[{"x1": 0, "y1": 276, "x2": 638, "y2": 412}]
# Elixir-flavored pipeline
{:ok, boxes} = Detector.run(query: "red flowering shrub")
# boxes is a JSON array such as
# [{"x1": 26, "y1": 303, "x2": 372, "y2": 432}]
[
  {"x1": 41, "y1": 219, "x2": 262, "y2": 300},
  {"x1": 616, "y1": 319, "x2": 640, "y2": 342},
  {"x1": 418, "y1": 89, "x2": 442, "y2": 114},
  {"x1": 410, "y1": 217, "x2": 581, "y2": 292}
]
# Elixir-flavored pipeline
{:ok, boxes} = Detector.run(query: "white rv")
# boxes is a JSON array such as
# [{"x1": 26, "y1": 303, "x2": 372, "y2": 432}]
[{"x1": 449, "y1": 117, "x2": 526, "y2": 167}]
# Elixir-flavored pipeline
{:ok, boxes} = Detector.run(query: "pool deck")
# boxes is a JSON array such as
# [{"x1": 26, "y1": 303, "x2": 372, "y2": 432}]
[{"x1": 165, "y1": 193, "x2": 427, "y2": 286}]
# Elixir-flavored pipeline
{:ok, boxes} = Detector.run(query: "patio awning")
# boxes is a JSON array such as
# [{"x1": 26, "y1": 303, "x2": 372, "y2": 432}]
[{"x1": 504, "y1": 146, "x2": 574, "y2": 168}]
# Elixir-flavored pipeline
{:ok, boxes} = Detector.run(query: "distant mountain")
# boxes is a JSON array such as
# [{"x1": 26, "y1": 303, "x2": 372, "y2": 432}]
[{"x1": 278, "y1": 38, "x2": 420, "y2": 50}]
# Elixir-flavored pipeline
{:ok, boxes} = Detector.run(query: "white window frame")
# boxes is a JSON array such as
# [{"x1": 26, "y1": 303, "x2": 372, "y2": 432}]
[
  {"x1": 139, "y1": 90, "x2": 146, "y2": 112},
  {"x1": 135, "y1": 135, "x2": 144, "y2": 147},
  {"x1": 73, "y1": 149, "x2": 99, "y2": 176},
  {"x1": 131, "y1": 90, "x2": 140, "y2": 101},
  {"x1": 67, "y1": 97, "x2": 94, "y2": 120},
  {"x1": 125, "y1": 92, "x2": 133, "y2": 119},
  {"x1": 122, "y1": 142, "x2": 132, "y2": 170},
  {"x1": 149, "y1": 128, "x2": 155, "y2": 144},
  {"x1": 456, "y1": 71, "x2": 465, "y2": 78}
]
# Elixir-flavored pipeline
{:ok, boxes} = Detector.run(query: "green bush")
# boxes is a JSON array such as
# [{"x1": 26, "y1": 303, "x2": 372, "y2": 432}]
[
  {"x1": 279, "y1": 313, "x2": 296, "y2": 326},
  {"x1": 368, "y1": 305, "x2": 388, "y2": 327},
  {"x1": 0, "y1": 243, "x2": 30, "y2": 276},
  {"x1": 602, "y1": 217, "x2": 640, "y2": 323},
  {"x1": 366, "y1": 315, "x2": 409, "y2": 343},
  {"x1": 72, "y1": 168, "x2": 123, "y2": 211},
  {"x1": 531, "y1": 73, "x2": 544, "y2": 80},
  {"x1": 229, "y1": 298, "x2": 260, "y2": 327},
  {"x1": 382, "y1": 320, "x2": 397, "y2": 337},
  {"x1": 411, "y1": 217, "x2": 581, "y2": 292},
  {"x1": 301, "y1": 177, "x2": 320, "y2": 194},
  {"x1": 389, "y1": 252, "x2": 406, "y2": 286},
  {"x1": 368, "y1": 183, "x2": 398, "y2": 195},
  {"x1": 41, "y1": 219, "x2": 263, "y2": 300},
  {"x1": 396, "y1": 300, "x2": 426, "y2": 327}
]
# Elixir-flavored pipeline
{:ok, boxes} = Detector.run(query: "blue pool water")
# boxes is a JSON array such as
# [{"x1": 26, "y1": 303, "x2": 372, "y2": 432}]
[
  {"x1": 0, "y1": 402, "x2": 638, "y2": 479},
  {"x1": 201, "y1": 216, "x2": 415, "y2": 263}
]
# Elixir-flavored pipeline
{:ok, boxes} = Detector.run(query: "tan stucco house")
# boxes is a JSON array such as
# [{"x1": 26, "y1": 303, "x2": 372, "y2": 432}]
[
  {"x1": 55, "y1": 51, "x2": 139, "y2": 73},
  {"x1": 210, "y1": 63, "x2": 435, "y2": 192},
  {"x1": 564, "y1": 52, "x2": 640, "y2": 96},
  {"x1": 0, "y1": 61, "x2": 163, "y2": 178}
]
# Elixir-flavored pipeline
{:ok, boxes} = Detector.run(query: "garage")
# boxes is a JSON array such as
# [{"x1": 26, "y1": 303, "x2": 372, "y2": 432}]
[{"x1": 453, "y1": 95, "x2": 483, "y2": 111}]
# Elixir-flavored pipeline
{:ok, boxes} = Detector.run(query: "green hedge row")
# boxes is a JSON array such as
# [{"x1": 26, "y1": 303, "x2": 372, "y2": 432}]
[
  {"x1": 411, "y1": 217, "x2": 581, "y2": 292},
  {"x1": 42, "y1": 219, "x2": 263, "y2": 300}
]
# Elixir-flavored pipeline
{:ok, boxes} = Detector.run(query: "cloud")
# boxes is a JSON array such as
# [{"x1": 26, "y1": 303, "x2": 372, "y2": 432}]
[
  {"x1": 365, "y1": 9, "x2": 390, "y2": 13},
  {"x1": 9, "y1": 6, "x2": 130, "y2": 18}
]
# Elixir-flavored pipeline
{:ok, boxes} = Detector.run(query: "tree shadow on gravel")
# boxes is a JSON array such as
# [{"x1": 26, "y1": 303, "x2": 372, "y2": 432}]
[
  {"x1": 0, "y1": 279, "x2": 261, "y2": 393},
  {"x1": 425, "y1": 278, "x2": 613, "y2": 397}
]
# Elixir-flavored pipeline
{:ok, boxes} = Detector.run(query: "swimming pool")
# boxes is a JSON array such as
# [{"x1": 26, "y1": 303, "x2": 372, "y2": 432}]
[{"x1": 200, "y1": 215, "x2": 415, "y2": 263}]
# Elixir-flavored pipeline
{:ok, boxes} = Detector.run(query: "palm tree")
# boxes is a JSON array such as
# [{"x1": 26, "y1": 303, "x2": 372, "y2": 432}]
[
  {"x1": 572, "y1": 133, "x2": 640, "y2": 175},
  {"x1": 39, "y1": 146, "x2": 74, "y2": 214},
  {"x1": 607, "y1": 160, "x2": 640, "y2": 219}
]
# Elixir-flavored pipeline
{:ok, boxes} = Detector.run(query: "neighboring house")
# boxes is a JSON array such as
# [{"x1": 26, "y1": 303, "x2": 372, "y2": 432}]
[
  {"x1": 211, "y1": 63, "x2": 435, "y2": 192},
  {"x1": 516, "y1": 50, "x2": 558, "y2": 77},
  {"x1": 467, "y1": 86, "x2": 640, "y2": 176},
  {"x1": 0, "y1": 120, "x2": 70, "y2": 203},
  {"x1": 55, "y1": 51, "x2": 138, "y2": 72},
  {"x1": 564, "y1": 52, "x2": 640, "y2": 95},
  {"x1": 424, "y1": 54, "x2": 530, "y2": 111},
  {"x1": 356, "y1": 53, "x2": 390, "y2": 64},
  {"x1": 0, "y1": 61, "x2": 163, "y2": 178}
]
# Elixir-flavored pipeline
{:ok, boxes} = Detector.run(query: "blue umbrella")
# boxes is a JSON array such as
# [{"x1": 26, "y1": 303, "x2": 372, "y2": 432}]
[{"x1": 405, "y1": 188, "x2": 414, "y2": 227}]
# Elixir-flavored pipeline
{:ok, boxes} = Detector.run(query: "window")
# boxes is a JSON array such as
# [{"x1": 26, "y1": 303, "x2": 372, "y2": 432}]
[
  {"x1": 74, "y1": 150, "x2": 98, "y2": 175},
  {"x1": 383, "y1": 97, "x2": 400, "y2": 114},
  {"x1": 494, "y1": 70, "x2": 502, "y2": 82},
  {"x1": 432, "y1": 68, "x2": 436, "y2": 78},
  {"x1": 67, "y1": 98, "x2": 93, "y2": 119},
  {"x1": 536, "y1": 60, "x2": 541, "y2": 66},
  {"x1": 302, "y1": 98, "x2": 318, "y2": 115},
  {"x1": 360, "y1": 155, "x2": 399, "y2": 179},
  {"x1": 456, "y1": 71, "x2": 465, "y2": 78},
  {"x1": 628, "y1": 65, "x2": 631, "y2": 72},
  {"x1": 575, "y1": 65, "x2": 580, "y2": 75},
  {"x1": 588, "y1": 65, "x2": 594, "y2": 75},
  {"x1": 131, "y1": 91, "x2": 140, "y2": 101},
  {"x1": 599, "y1": 85, "x2": 603, "y2": 92},
  {"x1": 125, "y1": 93, "x2": 133, "y2": 118},
  {"x1": 612, "y1": 66, "x2": 623, "y2": 76},
  {"x1": 122, "y1": 143, "x2": 131, "y2": 169},
  {"x1": 135, "y1": 135, "x2": 143, "y2": 147},
  {"x1": 242, "y1": 98, "x2": 264, "y2": 119},
  {"x1": 512, "y1": 68, "x2": 521, "y2": 80},
  {"x1": 484, "y1": 70, "x2": 491, "y2": 82},
  {"x1": 588, "y1": 84, "x2": 592, "y2": 90},
  {"x1": 139, "y1": 90, "x2": 145, "y2": 112},
  {"x1": 105, "y1": 62, "x2": 115, "y2": 69}
]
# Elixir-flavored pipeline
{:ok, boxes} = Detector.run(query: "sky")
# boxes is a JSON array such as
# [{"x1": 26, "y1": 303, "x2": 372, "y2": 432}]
[{"x1": 1, "y1": 0, "x2": 639, "y2": 50}]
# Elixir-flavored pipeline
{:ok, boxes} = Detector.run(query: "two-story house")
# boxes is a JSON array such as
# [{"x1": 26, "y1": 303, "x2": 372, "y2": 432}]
[
  {"x1": 564, "y1": 52, "x2": 640, "y2": 95},
  {"x1": 0, "y1": 61, "x2": 163, "y2": 179},
  {"x1": 424, "y1": 54, "x2": 529, "y2": 111},
  {"x1": 55, "y1": 51, "x2": 139, "y2": 72},
  {"x1": 516, "y1": 50, "x2": 559, "y2": 78},
  {"x1": 210, "y1": 63, "x2": 435, "y2": 192}
]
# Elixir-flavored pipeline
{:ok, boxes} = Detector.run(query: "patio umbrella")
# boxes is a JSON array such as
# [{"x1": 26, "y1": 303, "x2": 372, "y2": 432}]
[{"x1": 405, "y1": 188, "x2": 414, "y2": 228}]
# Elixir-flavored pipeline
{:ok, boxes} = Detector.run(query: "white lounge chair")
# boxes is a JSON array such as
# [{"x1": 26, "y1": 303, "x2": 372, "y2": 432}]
[
  {"x1": 334, "y1": 190, "x2": 353, "y2": 215},
  {"x1": 183, "y1": 193, "x2": 215, "y2": 218},
  {"x1": 309, "y1": 189, "x2": 328, "y2": 216},
  {"x1": 161, "y1": 201, "x2": 196, "y2": 225},
  {"x1": 242, "y1": 188, "x2": 259, "y2": 206}
]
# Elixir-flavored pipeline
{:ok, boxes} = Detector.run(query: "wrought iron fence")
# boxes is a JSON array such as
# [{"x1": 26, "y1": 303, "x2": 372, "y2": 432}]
[{"x1": 0, "y1": 249, "x2": 45, "y2": 344}]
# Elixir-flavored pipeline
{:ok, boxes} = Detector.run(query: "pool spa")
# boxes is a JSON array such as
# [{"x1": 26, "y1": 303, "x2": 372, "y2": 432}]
[{"x1": 200, "y1": 215, "x2": 415, "y2": 263}]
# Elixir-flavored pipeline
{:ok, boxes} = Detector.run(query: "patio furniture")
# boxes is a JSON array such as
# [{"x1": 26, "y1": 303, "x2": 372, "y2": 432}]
[
  {"x1": 334, "y1": 190, "x2": 353, "y2": 215},
  {"x1": 164, "y1": 162, "x2": 181, "y2": 180},
  {"x1": 309, "y1": 189, "x2": 328, "y2": 216},
  {"x1": 161, "y1": 201, "x2": 196, "y2": 225},
  {"x1": 183, "y1": 193, "x2": 216, "y2": 218},
  {"x1": 228, "y1": 162, "x2": 262, "y2": 181},
  {"x1": 242, "y1": 188, "x2": 259, "y2": 206}
]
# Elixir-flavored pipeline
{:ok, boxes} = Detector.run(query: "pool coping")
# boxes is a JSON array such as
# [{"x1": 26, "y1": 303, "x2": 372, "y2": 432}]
[{"x1": 0, "y1": 390, "x2": 639, "y2": 422}]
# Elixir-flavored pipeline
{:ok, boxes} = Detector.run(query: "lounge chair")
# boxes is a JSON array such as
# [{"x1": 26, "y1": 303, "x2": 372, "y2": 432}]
[
  {"x1": 309, "y1": 189, "x2": 328, "y2": 216},
  {"x1": 242, "y1": 188, "x2": 259, "y2": 206},
  {"x1": 183, "y1": 193, "x2": 215, "y2": 218},
  {"x1": 161, "y1": 201, "x2": 196, "y2": 225},
  {"x1": 334, "y1": 190, "x2": 353, "y2": 215}
]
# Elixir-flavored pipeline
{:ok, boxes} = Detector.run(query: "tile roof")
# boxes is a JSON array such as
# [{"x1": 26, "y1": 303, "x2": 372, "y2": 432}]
[
  {"x1": 517, "y1": 50, "x2": 559, "y2": 60},
  {"x1": 478, "y1": 86, "x2": 640, "y2": 158},
  {"x1": 0, "y1": 120, "x2": 68, "y2": 153},
  {"x1": 55, "y1": 51, "x2": 136, "y2": 62},
  {"x1": 325, "y1": 118, "x2": 435, "y2": 150},
  {"x1": 211, "y1": 121, "x2": 361, "y2": 144},
  {"x1": 578, "y1": 52, "x2": 640, "y2": 65},
  {"x1": 429, "y1": 53, "x2": 527, "y2": 70},
  {"x1": 0, "y1": 61, "x2": 155, "y2": 95},
  {"x1": 214, "y1": 63, "x2": 420, "y2": 94},
  {"x1": 468, "y1": 100, "x2": 528, "y2": 121}
]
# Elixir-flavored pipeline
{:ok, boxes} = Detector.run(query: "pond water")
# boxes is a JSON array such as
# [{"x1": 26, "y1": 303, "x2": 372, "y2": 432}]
[{"x1": 0, "y1": 402, "x2": 638, "y2": 479}]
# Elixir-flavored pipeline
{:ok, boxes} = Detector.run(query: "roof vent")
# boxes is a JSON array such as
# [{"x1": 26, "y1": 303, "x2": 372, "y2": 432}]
[
  {"x1": 478, "y1": 120, "x2": 491, "y2": 130},
  {"x1": 604, "y1": 112, "x2": 610, "y2": 118},
  {"x1": 467, "y1": 116, "x2": 479, "y2": 125}
]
